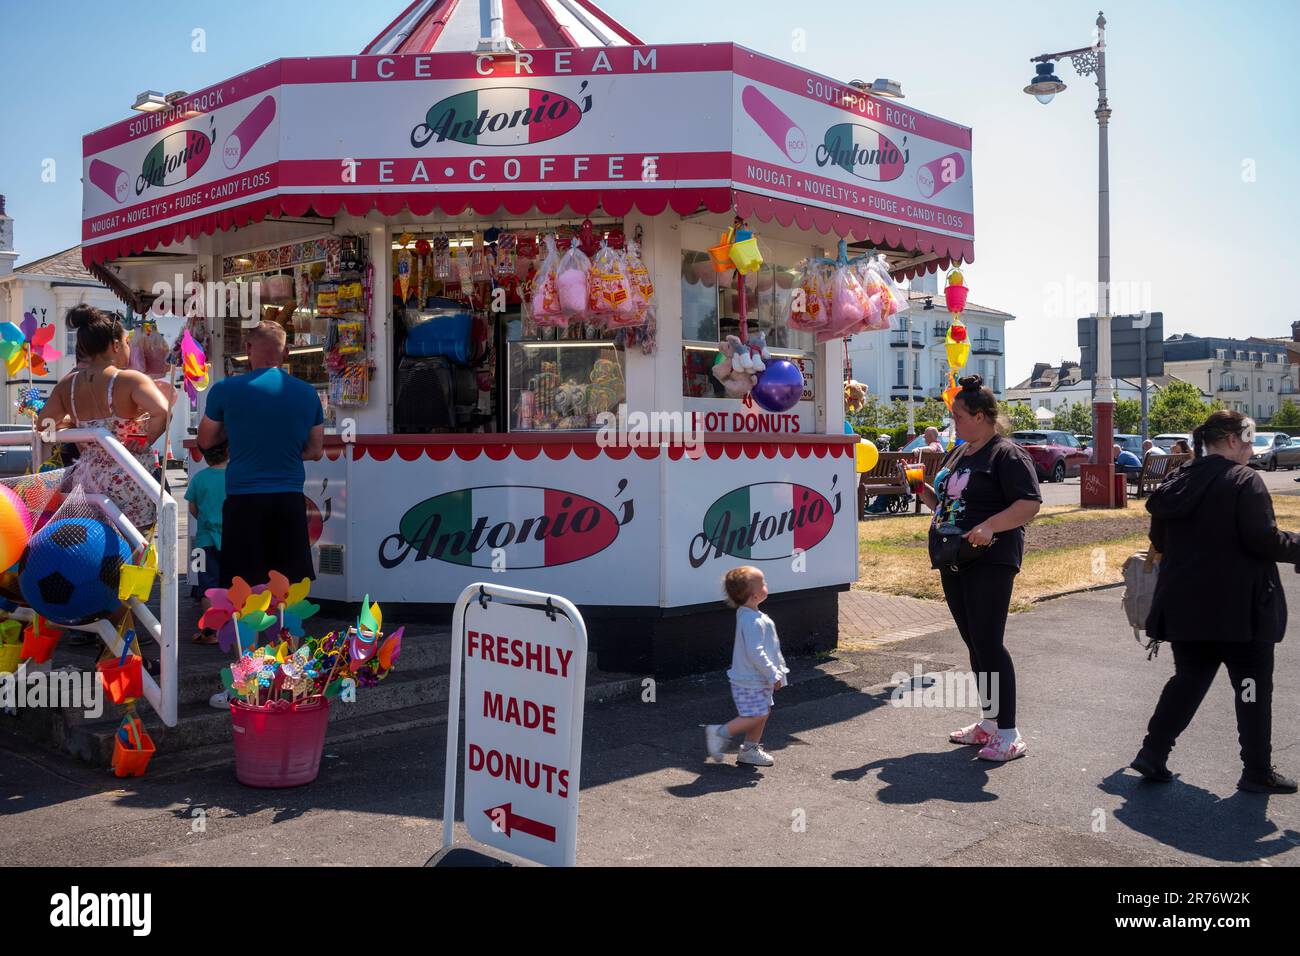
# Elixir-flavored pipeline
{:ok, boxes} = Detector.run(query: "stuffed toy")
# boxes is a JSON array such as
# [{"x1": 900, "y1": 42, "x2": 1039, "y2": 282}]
[
  {"x1": 844, "y1": 379, "x2": 868, "y2": 413},
  {"x1": 712, "y1": 334, "x2": 769, "y2": 399}
]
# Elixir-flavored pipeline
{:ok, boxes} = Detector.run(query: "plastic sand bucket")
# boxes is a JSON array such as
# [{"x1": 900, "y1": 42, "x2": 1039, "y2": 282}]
[
  {"x1": 708, "y1": 229, "x2": 735, "y2": 273},
  {"x1": 98, "y1": 655, "x2": 143, "y2": 704},
  {"x1": 21, "y1": 621, "x2": 62, "y2": 664},
  {"x1": 729, "y1": 232, "x2": 763, "y2": 275},
  {"x1": 111, "y1": 721, "x2": 155, "y2": 778},
  {"x1": 0, "y1": 642, "x2": 21, "y2": 675},
  {"x1": 231, "y1": 699, "x2": 330, "y2": 788}
]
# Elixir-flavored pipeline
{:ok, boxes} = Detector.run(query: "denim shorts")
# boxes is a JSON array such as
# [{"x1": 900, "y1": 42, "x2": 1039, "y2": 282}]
[
  {"x1": 190, "y1": 546, "x2": 221, "y2": 598},
  {"x1": 730, "y1": 681, "x2": 774, "y2": 718}
]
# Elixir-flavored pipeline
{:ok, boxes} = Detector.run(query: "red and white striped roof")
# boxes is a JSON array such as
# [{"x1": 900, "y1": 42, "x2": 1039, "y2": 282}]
[{"x1": 362, "y1": 0, "x2": 643, "y2": 55}]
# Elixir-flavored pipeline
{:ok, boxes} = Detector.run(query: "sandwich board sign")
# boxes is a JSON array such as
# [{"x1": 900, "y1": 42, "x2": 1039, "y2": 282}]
[{"x1": 442, "y1": 583, "x2": 587, "y2": 867}]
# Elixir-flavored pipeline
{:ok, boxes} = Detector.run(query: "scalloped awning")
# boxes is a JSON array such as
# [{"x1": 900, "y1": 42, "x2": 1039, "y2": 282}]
[
  {"x1": 82, "y1": 45, "x2": 974, "y2": 274},
  {"x1": 81, "y1": 186, "x2": 969, "y2": 277}
]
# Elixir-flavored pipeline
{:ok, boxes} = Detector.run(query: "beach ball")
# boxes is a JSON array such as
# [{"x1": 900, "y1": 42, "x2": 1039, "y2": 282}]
[
  {"x1": 0, "y1": 485, "x2": 33, "y2": 571},
  {"x1": 18, "y1": 517, "x2": 131, "y2": 626},
  {"x1": 750, "y1": 360, "x2": 804, "y2": 413},
  {"x1": 855, "y1": 439, "x2": 879, "y2": 473}
]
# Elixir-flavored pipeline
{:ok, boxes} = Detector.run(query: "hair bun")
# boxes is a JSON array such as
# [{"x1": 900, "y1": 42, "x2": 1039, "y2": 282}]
[{"x1": 958, "y1": 374, "x2": 984, "y2": 391}]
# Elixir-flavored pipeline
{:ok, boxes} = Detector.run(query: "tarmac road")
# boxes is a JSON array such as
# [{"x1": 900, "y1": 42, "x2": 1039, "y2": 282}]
[{"x1": 3, "y1": 570, "x2": 1297, "y2": 867}]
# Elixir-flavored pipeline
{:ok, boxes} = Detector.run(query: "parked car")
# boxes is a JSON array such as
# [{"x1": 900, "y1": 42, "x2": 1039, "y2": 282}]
[
  {"x1": 1011, "y1": 430, "x2": 1090, "y2": 482},
  {"x1": 1249, "y1": 432, "x2": 1300, "y2": 471},
  {"x1": 1152, "y1": 433, "x2": 1192, "y2": 453},
  {"x1": 899, "y1": 433, "x2": 953, "y2": 454},
  {"x1": 1113, "y1": 433, "x2": 1144, "y2": 457},
  {"x1": 0, "y1": 423, "x2": 35, "y2": 478}
]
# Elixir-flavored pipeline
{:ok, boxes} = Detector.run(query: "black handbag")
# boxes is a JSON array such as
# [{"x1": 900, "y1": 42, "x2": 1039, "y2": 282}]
[{"x1": 931, "y1": 524, "x2": 996, "y2": 570}]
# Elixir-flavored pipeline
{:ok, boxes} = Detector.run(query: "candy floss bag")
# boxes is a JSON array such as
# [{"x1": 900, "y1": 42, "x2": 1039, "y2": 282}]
[
  {"x1": 556, "y1": 238, "x2": 592, "y2": 322},
  {"x1": 819, "y1": 262, "x2": 877, "y2": 341},
  {"x1": 591, "y1": 241, "x2": 638, "y2": 328},
  {"x1": 528, "y1": 235, "x2": 566, "y2": 327},
  {"x1": 857, "y1": 255, "x2": 907, "y2": 331},
  {"x1": 789, "y1": 260, "x2": 830, "y2": 332}
]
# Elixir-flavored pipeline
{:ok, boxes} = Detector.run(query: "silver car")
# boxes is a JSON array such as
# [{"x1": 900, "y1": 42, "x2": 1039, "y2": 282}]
[{"x1": 1249, "y1": 432, "x2": 1300, "y2": 471}]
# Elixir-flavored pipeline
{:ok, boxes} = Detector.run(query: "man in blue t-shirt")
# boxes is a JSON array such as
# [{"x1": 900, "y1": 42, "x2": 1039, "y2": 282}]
[
  {"x1": 197, "y1": 320, "x2": 324, "y2": 590},
  {"x1": 1114, "y1": 443, "x2": 1143, "y2": 480}
]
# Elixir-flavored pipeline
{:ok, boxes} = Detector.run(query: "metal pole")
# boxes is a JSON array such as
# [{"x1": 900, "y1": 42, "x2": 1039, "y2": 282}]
[
  {"x1": 1139, "y1": 323, "x2": 1148, "y2": 439},
  {"x1": 906, "y1": 312, "x2": 915, "y2": 440}
]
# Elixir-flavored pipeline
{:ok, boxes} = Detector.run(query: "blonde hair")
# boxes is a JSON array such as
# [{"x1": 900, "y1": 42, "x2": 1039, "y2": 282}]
[{"x1": 723, "y1": 566, "x2": 763, "y2": 608}]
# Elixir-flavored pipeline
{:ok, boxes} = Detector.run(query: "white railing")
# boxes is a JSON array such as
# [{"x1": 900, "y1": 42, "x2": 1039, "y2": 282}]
[{"x1": 0, "y1": 426, "x2": 178, "y2": 726}]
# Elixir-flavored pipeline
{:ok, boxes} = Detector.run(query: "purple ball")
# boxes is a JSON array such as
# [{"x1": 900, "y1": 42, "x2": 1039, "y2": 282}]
[{"x1": 751, "y1": 359, "x2": 804, "y2": 412}]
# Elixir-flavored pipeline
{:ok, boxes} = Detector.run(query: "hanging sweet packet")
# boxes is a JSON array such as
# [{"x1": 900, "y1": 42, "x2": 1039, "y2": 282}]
[
  {"x1": 496, "y1": 233, "x2": 517, "y2": 277},
  {"x1": 789, "y1": 260, "x2": 830, "y2": 331},
  {"x1": 555, "y1": 238, "x2": 591, "y2": 320},
  {"x1": 529, "y1": 235, "x2": 566, "y2": 327},
  {"x1": 623, "y1": 240, "x2": 656, "y2": 325},
  {"x1": 432, "y1": 234, "x2": 451, "y2": 279},
  {"x1": 590, "y1": 241, "x2": 637, "y2": 327}
]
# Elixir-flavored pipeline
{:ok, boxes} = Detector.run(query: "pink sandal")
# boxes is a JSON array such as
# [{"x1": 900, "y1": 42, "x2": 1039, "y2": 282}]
[
  {"x1": 977, "y1": 733, "x2": 1028, "y2": 762},
  {"x1": 949, "y1": 722, "x2": 993, "y2": 746}
]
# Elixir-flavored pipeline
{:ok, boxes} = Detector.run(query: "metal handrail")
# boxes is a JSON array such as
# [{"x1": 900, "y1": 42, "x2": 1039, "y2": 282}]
[{"x1": 0, "y1": 426, "x2": 178, "y2": 726}]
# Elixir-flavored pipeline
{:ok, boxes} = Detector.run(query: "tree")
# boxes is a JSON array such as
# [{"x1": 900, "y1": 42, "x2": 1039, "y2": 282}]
[
  {"x1": 1149, "y1": 379, "x2": 1216, "y2": 434},
  {"x1": 1114, "y1": 398, "x2": 1142, "y2": 434},
  {"x1": 1002, "y1": 401, "x2": 1037, "y2": 432},
  {"x1": 1053, "y1": 401, "x2": 1093, "y2": 435},
  {"x1": 1272, "y1": 398, "x2": 1300, "y2": 427}
]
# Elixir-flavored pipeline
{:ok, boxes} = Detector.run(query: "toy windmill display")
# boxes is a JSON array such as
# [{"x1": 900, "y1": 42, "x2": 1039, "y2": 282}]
[{"x1": 941, "y1": 269, "x2": 971, "y2": 410}]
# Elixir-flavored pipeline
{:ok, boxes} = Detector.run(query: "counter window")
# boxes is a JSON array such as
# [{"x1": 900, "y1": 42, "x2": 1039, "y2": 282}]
[{"x1": 681, "y1": 250, "x2": 814, "y2": 399}]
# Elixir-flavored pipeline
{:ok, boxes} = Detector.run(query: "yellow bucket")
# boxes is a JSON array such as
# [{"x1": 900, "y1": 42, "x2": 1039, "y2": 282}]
[
  {"x1": 0, "y1": 620, "x2": 22, "y2": 674},
  {"x1": 708, "y1": 229, "x2": 736, "y2": 273},
  {"x1": 730, "y1": 236, "x2": 764, "y2": 275}
]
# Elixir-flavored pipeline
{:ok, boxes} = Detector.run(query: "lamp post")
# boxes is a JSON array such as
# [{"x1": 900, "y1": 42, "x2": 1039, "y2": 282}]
[{"x1": 1025, "y1": 11, "x2": 1116, "y2": 506}]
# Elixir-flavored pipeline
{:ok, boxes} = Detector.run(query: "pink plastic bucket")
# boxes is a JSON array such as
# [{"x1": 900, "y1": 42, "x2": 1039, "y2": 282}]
[{"x1": 230, "y1": 699, "x2": 329, "y2": 788}]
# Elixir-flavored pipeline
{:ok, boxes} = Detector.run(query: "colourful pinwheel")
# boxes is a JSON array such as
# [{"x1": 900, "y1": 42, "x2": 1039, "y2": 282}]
[
  {"x1": 1, "y1": 311, "x2": 63, "y2": 377},
  {"x1": 180, "y1": 329, "x2": 210, "y2": 406},
  {"x1": 201, "y1": 576, "x2": 280, "y2": 654}
]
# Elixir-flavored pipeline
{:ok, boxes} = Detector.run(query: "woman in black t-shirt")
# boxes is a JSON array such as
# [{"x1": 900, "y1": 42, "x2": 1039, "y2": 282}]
[{"x1": 916, "y1": 376, "x2": 1042, "y2": 761}]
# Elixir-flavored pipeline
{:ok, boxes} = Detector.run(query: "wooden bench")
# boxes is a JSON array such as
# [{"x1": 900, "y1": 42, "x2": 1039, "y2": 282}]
[
  {"x1": 1131, "y1": 452, "x2": 1192, "y2": 498},
  {"x1": 858, "y1": 451, "x2": 910, "y2": 515}
]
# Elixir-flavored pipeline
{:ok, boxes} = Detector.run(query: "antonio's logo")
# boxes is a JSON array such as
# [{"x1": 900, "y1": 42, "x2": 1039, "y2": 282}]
[
  {"x1": 411, "y1": 83, "x2": 592, "y2": 148},
  {"x1": 689, "y1": 478, "x2": 840, "y2": 568},
  {"x1": 379, "y1": 479, "x2": 633, "y2": 569},
  {"x1": 137, "y1": 120, "x2": 215, "y2": 195}
]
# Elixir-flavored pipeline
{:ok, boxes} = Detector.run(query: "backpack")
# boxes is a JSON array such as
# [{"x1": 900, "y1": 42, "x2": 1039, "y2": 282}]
[{"x1": 1121, "y1": 549, "x2": 1163, "y2": 659}]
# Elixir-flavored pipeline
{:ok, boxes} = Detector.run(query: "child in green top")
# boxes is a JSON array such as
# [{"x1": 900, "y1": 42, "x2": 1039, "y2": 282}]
[{"x1": 185, "y1": 441, "x2": 227, "y2": 644}]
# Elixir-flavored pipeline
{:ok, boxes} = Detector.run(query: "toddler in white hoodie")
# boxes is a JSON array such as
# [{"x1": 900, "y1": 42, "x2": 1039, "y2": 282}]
[{"x1": 705, "y1": 566, "x2": 790, "y2": 767}]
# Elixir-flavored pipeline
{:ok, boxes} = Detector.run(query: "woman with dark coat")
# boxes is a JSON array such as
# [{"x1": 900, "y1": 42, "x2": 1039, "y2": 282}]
[{"x1": 1132, "y1": 410, "x2": 1300, "y2": 793}]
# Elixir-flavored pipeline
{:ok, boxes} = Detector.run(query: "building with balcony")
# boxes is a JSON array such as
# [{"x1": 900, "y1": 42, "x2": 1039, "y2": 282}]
[
  {"x1": 845, "y1": 273, "x2": 1013, "y2": 405},
  {"x1": 1163, "y1": 332, "x2": 1299, "y2": 422}
]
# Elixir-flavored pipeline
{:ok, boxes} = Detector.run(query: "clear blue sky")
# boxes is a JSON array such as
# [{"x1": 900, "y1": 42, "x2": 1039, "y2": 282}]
[{"x1": 2, "y1": 0, "x2": 1296, "y2": 383}]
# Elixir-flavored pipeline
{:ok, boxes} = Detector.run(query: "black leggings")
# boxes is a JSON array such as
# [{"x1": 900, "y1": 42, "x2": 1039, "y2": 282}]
[
  {"x1": 939, "y1": 563, "x2": 1019, "y2": 728},
  {"x1": 1142, "y1": 640, "x2": 1275, "y2": 777}
]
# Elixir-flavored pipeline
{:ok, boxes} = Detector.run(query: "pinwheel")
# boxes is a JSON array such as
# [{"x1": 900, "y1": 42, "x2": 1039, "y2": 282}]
[
  {"x1": 201, "y1": 576, "x2": 279, "y2": 655},
  {"x1": 264, "y1": 572, "x2": 319, "y2": 641},
  {"x1": 180, "y1": 329, "x2": 210, "y2": 406},
  {"x1": 1, "y1": 311, "x2": 63, "y2": 378}
]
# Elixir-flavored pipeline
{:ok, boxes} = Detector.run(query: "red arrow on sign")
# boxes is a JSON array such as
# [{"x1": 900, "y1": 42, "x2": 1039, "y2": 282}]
[{"x1": 484, "y1": 803, "x2": 556, "y2": 843}]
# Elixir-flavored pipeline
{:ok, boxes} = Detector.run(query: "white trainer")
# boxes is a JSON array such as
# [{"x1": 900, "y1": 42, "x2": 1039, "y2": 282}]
[
  {"x1": 705, "y1": 724, "x2": 731, "y2": 762},
  {"x1": 208, "y1": 689, "x2": 232, "y2": 709},
  {"x1": 737, "y1": 743, "x2": 775, "y2": 767}
]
